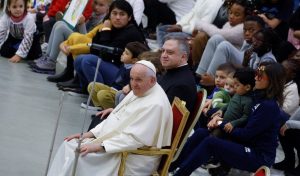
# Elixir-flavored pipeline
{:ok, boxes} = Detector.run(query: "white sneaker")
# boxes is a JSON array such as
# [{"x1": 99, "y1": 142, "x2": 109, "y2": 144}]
[{"x1": 80, "y1": 102, "x2": 102, "y2": 111}]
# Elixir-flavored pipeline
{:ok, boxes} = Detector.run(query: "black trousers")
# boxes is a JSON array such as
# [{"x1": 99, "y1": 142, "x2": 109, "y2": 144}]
[
  {"x1": 143, "y1": 0, "x2": 176, "y2": 32},
  {"x1": 42, "y1": 17, "x2": 56, "y2": 42},
  {"x1": 279, "y1": 129, "x2": 300, "y2": 164},
  {"x1": 0, "y1": 33, "x2": 42, "y2": 60}
]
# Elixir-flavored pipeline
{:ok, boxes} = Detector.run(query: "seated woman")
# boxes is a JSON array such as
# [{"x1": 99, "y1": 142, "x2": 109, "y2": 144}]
[
  {"x1": 170, "y1": 62, "x2": 286, "y2": 176},
  {"x1": 61, "y1": 0, "x2": 146, "y2": 94}
]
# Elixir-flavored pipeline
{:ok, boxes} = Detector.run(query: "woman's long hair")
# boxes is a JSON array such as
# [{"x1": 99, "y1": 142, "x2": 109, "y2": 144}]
[{"x1": 259, "y1": 62, "x2": 286, "y2": 106}]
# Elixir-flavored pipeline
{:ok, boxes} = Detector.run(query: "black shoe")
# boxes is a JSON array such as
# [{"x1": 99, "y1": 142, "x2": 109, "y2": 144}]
[
  {"x1": 273, "y1": 160, "x2": 295, "y2": 171},
  {"x1": 57, "y1": 78, "x2": 80, "y2": 89},
  {"x1": 285, "y1": 166, "x2": 300, "y2": 176},
  {"x1": 47, "y1": 69, "x2": 74, "y2": 82},
  {"x1": 208, "y1": 165, "x2": 230, "y2": 176},
  {"x1": 48, "y1": 55, "x2": 74, "y2": 82}
]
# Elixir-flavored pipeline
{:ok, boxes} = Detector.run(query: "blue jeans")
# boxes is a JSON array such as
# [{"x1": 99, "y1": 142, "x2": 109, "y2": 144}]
[{"x1": 74, "y1": 54, "x2": 120, "y2": 89}]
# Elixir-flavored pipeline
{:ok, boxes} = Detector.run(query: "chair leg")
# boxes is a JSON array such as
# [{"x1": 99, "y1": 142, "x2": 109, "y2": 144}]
[{"x1": 160, "y1": 154, "x2": 172, "y2": 176}]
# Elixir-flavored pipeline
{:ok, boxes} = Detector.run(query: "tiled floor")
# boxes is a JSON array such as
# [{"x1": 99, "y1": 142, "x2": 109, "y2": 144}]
[
  {"x1": 0, "y1": 57, "x2": 92, "y2": 175},
  {"x1": 0, "y1": 56, "x2": 288, "y2": 175}
]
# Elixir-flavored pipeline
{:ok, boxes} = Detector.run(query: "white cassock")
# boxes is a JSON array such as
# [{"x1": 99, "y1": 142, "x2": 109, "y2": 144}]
[{"x1": 47, "y1": 83, "x2": 173, "y2": 176}]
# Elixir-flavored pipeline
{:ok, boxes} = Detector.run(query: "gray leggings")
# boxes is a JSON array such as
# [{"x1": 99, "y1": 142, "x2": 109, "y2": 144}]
[{"x1": 47, "y1": 21, "x2": 86, "y2": 62}]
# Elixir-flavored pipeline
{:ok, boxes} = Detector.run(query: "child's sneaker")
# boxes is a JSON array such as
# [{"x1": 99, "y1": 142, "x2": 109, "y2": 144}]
[{"x1": 80, "y1": 102, "x2": 102, "y2": 111}]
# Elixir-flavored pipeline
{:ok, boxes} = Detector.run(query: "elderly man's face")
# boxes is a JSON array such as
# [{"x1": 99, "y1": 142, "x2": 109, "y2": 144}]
[
  {"x1": 160, "y1": 39, "x2": 186, "y2": 69},
  {"x1": 130, "y1": 64, "x2": 155, "y2": 97}
]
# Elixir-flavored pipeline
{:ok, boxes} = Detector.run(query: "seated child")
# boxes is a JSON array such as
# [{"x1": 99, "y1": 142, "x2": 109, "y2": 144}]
[
  {"x1": 197, "y1": 63, "x2": 235, "y2": 128},
  {"x1": 242, "y1": 28, "x2": 277, "y2": 69},
  {"x1": 208, "y1": 67, "x2": 255, "y2": 137},
  {"x1": 211, "y1": 75, "x2": 235, "y2": 109},
  {"x1": 83, "y1": 41, "x2": 149, "y2": 111},
  {"x1": 0, "y1": 0, "x2": 42, "y2": 63}
]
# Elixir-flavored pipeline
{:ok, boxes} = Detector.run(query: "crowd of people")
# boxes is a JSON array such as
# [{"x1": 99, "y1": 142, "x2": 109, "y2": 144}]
[{"x1": 1, "y1": 0, "x2": 300, "y2": 175}]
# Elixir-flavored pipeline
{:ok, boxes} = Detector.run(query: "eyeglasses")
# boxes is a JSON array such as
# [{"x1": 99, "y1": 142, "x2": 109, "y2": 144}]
[{"x1": 255, "y1": 65, "x2": 267, "y2": 81}]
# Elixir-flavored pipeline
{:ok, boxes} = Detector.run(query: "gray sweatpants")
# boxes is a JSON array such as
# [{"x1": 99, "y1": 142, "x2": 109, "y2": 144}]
[
  {"x1": 195, "y1": 34, "x2": 244, "y2": 76},
  {"x1": 47, "y1": 21, "x2": 86, "y2": 62}
]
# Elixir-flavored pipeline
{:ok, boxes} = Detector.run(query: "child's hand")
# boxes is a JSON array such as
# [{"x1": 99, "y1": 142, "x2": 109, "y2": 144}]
[
  {"x1": 204, "y1": 99, "x2": 212, "y2": 109},
  {"x1": 77, "y1": 15, "x2": 85, "y2": 25},
  {"x1": 122, "y1": 85, "x2": 131, "y2": 94},
  {"x1": 9, "y1": 55, "x2": 22, "y2": 63},
  {"x1": 211, "y1": 110, "x2": 223, "y2": 118},
  {"x1": 60, "y1": 43, "x2": 70, "y2": 55},
  {"x1": 224, "y1": 122, "x2": 233, "y2": 133}
]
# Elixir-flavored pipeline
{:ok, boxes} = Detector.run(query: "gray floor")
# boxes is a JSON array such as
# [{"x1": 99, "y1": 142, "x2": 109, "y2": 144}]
[
  {"x1": 0, "y1": 56, "x2": 287, "y2": 176},
  {"x1": 0, "y1": 57, "x2": 92, "y2": 175}
]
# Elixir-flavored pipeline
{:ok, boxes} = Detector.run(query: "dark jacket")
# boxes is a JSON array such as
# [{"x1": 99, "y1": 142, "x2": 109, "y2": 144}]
[
  {"x1": 158, "y1": 65, "x2": 197, "y2": 113},
  {"x1": 91, "y1": 24, "x2": 145, "y2": 67},
  {"x1": 230, "y1": 91, "x2": 283, "y2": 166}
]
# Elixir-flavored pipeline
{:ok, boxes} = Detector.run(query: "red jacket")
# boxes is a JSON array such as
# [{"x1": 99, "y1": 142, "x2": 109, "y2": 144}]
[{"x1": 47, "y1": 0, "x2": 93, "y2": 21}]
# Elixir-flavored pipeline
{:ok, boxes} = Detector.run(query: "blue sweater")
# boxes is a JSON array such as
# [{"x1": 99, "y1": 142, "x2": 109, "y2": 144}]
[{"x1": 229, "y1": 96, "x2": 282, "y2": 166}]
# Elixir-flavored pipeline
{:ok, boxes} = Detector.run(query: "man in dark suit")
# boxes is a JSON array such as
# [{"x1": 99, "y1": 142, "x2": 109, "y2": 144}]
[{"x1": 159, "y1": 35, "x2": 197, "y2": 112}]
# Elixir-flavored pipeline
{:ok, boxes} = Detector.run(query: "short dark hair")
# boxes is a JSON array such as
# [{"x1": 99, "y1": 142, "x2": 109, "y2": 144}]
[
  {"x1": 244, "y1": 15, "x2": 265, "y2": 28},
  {"x1": 106, "y1": 0, "x2": 136, "y2": 26},
  {"x1": 233, "y1": 68, "x2": 255, "y2": 88},
  {"x1": 216, "y1": 63, "x2": 236, "y2": 75}
]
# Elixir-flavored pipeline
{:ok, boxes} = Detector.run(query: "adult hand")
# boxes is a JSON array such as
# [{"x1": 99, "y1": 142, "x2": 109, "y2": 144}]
[
  {"x1": 9, "y1": 55, "x2": 22, "y2": 63},
  {"x1": 280, "y1": 124, "x2": 288, "y2": 136},
  {"x1": 224, "y1": 122, "x2": 233, "y2": 133},
  {"x1": 95, "y1": 108, "x2": 114, "y2": 119},
  {"x1": 207, "y1": 116, "x2": 222, "y2": 129},
  {"x1": 60, "y1": 42, "x2": 70, "y2": 55},
  {"x1": 80, "y1": 143, "x2": 104, "y2": 156},
  {"x1": 99, "y1": 20, "x2": 112, "y2": 31},
  {"x1": 64, "y1": 132, "x2": 93, "y2": 141},
  {"x1": 64, "y1": 133, "x2": 81, "y2": 141},
  {"x1": 166, "y1": 25, "x2": 182, "y2": 32}
]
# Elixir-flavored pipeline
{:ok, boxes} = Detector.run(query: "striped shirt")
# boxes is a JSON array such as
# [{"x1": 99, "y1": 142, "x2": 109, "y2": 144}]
[{"x1": 0, "y1": 13, "x2": 36, "y2": 58}]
